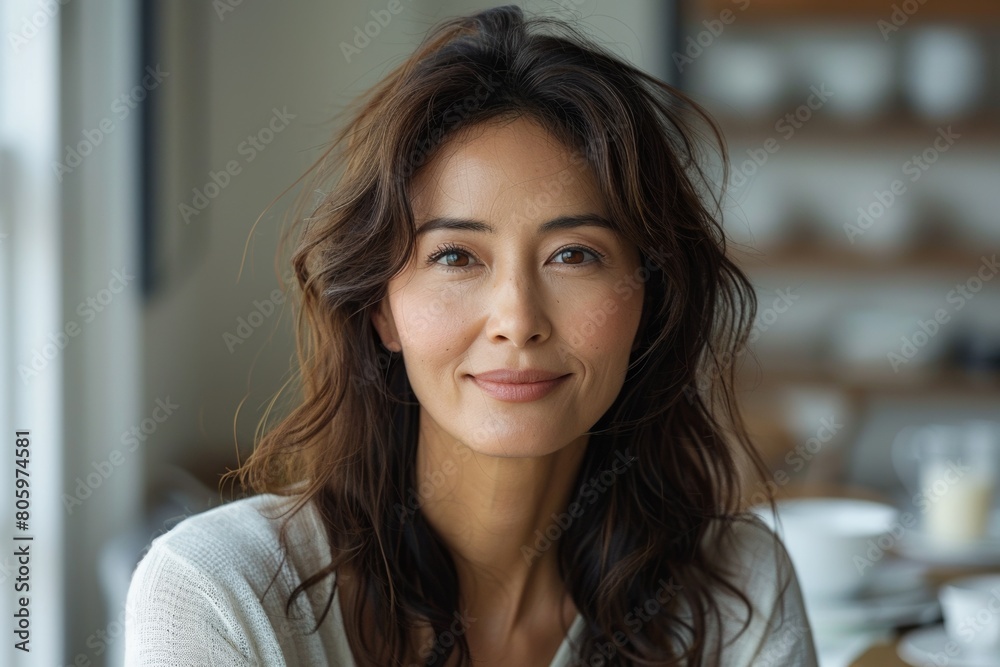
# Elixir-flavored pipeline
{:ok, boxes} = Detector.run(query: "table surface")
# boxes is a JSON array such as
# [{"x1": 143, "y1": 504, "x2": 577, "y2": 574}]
[
  {"x1": 766, "y1": 484, "x2": 1000, "y2": 666},
  {"x1": 851, "y1": 639, "x2": 909, "y2": 667},
  {"x1": 845, "y1": 562, "x2": 1000, "y2": 666}
]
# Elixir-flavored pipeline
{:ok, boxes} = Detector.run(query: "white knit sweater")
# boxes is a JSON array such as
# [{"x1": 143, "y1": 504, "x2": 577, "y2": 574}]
[{"x1": 123, "y1": 493, "x2": 818, "y2": 666}]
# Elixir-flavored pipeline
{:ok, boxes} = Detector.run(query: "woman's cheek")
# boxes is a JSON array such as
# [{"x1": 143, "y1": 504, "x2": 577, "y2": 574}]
[
  {"x1": 562, "y1": 285, "x2": 633, "y2": 351},
  {"x1": 398, "y1": 291, "x2": 473, "y2": 353},
  {"x1": 395, "y1": 281, "x2": 455, "y2": 340}
]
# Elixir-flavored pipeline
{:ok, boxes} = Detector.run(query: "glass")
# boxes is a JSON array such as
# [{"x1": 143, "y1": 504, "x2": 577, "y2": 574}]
[{"x1": 892, "y1": 420, "x2": 999, "y2": 546}]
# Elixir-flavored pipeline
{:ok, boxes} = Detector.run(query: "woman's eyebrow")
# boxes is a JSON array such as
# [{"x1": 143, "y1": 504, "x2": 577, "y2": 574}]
[{"x1": 414, "y1": 213, "x2": 615, "y2": 237}]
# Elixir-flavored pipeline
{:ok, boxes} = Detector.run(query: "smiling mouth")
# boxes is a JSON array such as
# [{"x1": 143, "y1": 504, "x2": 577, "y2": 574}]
[{"x1": 467, "y1": 374, "x2": 570, "y2": 403}]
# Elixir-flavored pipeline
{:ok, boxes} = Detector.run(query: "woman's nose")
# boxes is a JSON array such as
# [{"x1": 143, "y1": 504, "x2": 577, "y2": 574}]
[{"x1": 482, "y1": 268, "x2": 552, "y2": 347}]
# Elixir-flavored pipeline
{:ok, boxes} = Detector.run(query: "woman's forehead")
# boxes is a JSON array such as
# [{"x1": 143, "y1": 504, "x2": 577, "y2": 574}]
[{"x1": 408, "y1": 118, "x2": 606, "y2": 220}]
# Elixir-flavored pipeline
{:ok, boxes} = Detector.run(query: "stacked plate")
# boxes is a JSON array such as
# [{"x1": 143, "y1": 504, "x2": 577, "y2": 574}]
[
  {"x1": 894, "y1": 516, "x2": 1000, "y2": 568},
  {"x1": 805, "y1": 559, "x2": 940, "y2": 635},
  {"x1": 898, "y1": 625, "x2": 1000, "y2": 667}
]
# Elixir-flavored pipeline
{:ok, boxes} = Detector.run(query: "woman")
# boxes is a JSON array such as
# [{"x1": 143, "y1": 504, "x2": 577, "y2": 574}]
[{"x1": 125, "y1": 5, "x2": 818, "y2": 666}]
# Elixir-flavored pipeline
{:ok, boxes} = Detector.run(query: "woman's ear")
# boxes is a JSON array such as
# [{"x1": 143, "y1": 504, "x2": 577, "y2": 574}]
[{"x1": 371, "y1": 299, "x2": 402, "y2": 353}]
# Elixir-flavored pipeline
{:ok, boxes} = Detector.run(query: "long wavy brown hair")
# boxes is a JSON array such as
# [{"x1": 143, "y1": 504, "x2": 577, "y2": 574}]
[{"x1": 223, "y1": 5, "x2": 786, "y2": 665}]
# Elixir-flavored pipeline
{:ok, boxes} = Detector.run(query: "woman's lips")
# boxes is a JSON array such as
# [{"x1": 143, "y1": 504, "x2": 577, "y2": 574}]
[{"x1": 469, "y1": 374, "x2": 570, "y2": 402}]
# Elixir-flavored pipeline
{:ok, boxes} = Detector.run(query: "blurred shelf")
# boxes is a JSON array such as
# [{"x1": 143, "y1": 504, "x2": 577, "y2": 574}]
[
  {"x1": 765, "y1": 482, "x2": 895, "y2": 504},
  {"x1": 730, "y1": 242, "x2": 1000, "y2": 277},
  {"x1": 712, "y1": 112, "x2": 1000, "y2": 147},
  {"x1": 692, "y1": 0, "x2": 1000, "y2": 23},
  {"x1": 737, "y1": 361, "x2": 1000, "y2": 396}
]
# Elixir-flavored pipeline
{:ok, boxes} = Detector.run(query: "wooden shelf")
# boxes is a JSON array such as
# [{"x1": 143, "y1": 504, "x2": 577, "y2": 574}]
[
  {"x1": 710, "y1": 112, "x2": 1000, "y2": 147},
  {"x1": 737, "y1": 362, "x2": 1000, "y2": 396},
  {"x1": 690, "y1": 0, "x2": 1000, "y2": 23},
  {"x1": 729, "y1": 242, "x2": 1000, "y2": 277}
]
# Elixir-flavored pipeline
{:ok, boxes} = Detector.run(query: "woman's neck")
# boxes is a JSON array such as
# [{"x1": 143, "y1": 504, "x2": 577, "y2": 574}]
[{"x1": 413, "y1": 415, "x2": 588, "y2": 642}]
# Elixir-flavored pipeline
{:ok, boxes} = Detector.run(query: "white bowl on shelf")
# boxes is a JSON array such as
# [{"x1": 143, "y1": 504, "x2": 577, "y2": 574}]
[
  {"x1": 852, "y1": 195, "x2": 916, "y2": 256},
  {"x1": 723, "y1": 170, "x2": 793, "y2": 248},
  {"x1": 828, "y1": 308, "x2": 948, "y2": 371},
  {"x1": 692, "y1": 38, "x2": 788, "y2": 117},
  {"x1": 904, "y1": 27, "x2": 985, "y2": 120},
  {"x1": 752, "y1": 497, "x2": 901, "y2": 601},
  {"x1": 801, "y1": 35, "x2": 894, "y2": 119}
]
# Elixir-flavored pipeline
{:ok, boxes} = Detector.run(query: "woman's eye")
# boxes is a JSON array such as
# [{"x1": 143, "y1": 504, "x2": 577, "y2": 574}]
[
  {"x1": 441, "y1": 251, "x2": 471, "y2": 267},
  {"x1": 426, "y1": 244, "x2": 604, "y2": 270},
  {"x1": 553, "y1": 247, "x2": 601, "y2": 264},
  {"x1": 427, "y1": 246, "x2": 475, "y2": 267}
]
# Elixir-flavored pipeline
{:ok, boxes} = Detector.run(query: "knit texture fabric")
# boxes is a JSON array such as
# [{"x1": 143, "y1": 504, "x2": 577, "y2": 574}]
[{"x1": 124, "y1": 493, "x2": 818, "y2": 666}]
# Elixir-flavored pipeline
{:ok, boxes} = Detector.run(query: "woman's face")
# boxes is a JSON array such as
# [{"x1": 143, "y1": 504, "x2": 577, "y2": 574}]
[{"x1": 372, "y1": 116, "x2": 645, "y2": 457}]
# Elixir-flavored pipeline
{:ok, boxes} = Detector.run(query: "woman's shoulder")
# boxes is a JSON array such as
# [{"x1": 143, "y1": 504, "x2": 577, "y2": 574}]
[
  {"x1": 136, "y1": 492, "x2": 326, "y2": 585},
  {"x1": 124, "y1": 493, "x2": 334, "y2": 664},
  {"x1": 699, "y1": 513, "x2": 819, "y2": 665},
  {"x1": 702, "y1": 513, "x2": 801, "y2": 616},
  {"x1": 704, "y1": 512, "x2": 794, "y2": 583}
]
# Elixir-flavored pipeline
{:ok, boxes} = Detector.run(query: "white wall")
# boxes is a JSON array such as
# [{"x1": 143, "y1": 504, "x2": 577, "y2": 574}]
[
  {"x1": 0, "y1": 0, "x2": 65, "y2": 663},
  {"x1": 54, "y1": 0, "x2": 143, "y2": 663}
]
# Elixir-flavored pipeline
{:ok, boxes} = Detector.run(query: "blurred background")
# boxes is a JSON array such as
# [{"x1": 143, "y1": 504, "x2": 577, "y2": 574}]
[
  {"x1": 689, "y1": 0, "x2": 1000, "y2": 504},
  {"x1": 0, "y1": 0, "x2": 997, "y2": 665}
]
